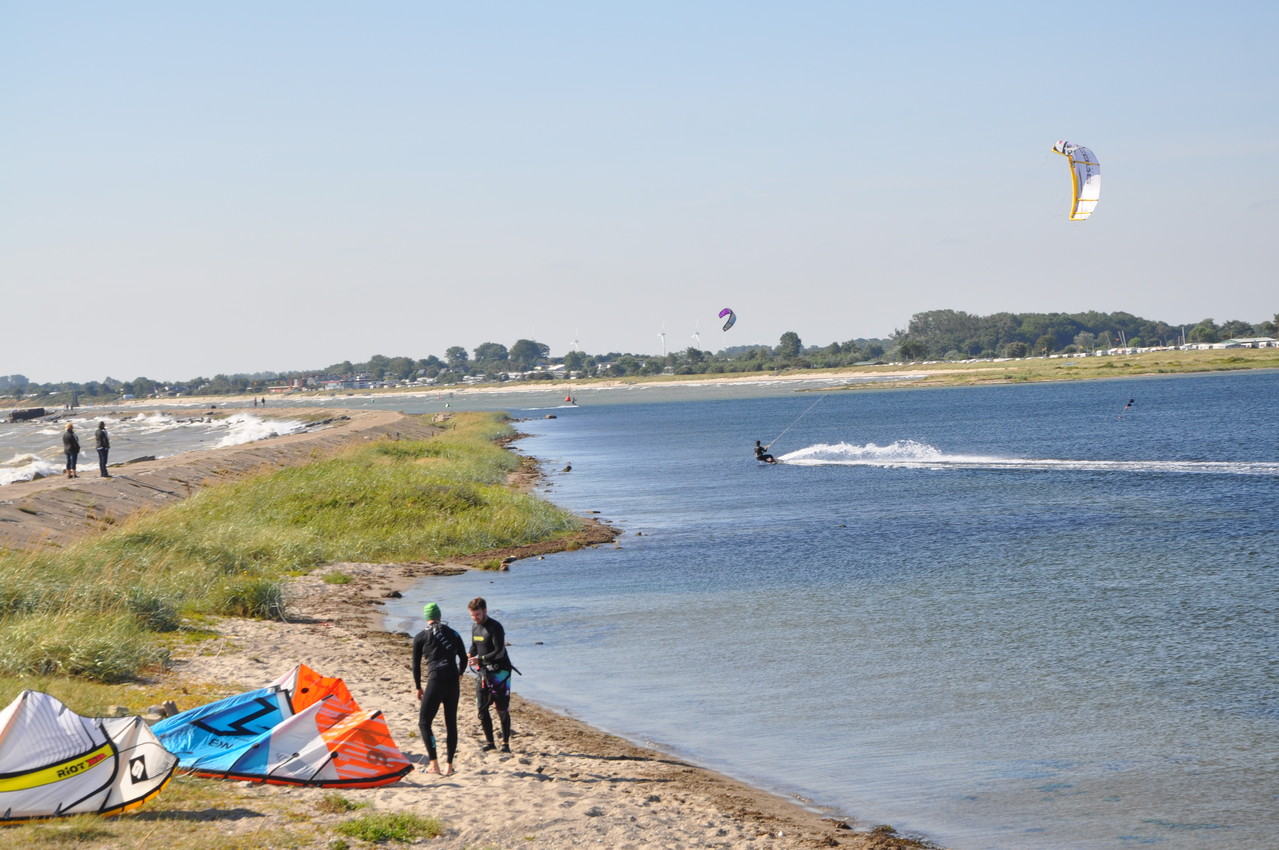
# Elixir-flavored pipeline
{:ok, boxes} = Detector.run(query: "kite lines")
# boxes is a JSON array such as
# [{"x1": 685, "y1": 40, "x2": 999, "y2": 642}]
[{"x1": 766, "y1": 395, "x2": 826, "y2": 453}]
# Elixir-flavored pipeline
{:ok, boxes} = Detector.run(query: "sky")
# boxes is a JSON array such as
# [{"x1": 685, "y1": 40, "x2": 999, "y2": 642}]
[{"x1": 2, "y1": 2, "x2": 1276, "y2": 384}]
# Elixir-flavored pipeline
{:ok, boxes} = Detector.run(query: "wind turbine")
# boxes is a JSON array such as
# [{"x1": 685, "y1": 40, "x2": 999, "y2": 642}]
[
  {"x1": 570, "y1": 328, "x2": 581, "y2": 353},
  {"x1": 691, "y1": 318, "x2": 702, "y2": 351},
  {"x1": 658, "y1": 321, "x2": 667, "y2": 356}
]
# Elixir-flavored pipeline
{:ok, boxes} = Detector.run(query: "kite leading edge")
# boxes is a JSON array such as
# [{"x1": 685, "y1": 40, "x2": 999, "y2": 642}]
[{"x1": 1052, "y1": 140, "x2": 1101, "y2": 221}]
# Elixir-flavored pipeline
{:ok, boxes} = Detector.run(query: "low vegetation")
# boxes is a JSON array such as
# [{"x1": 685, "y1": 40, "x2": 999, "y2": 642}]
[
  {"x1": 335, "y1": 812, "x2": 443, "y2": 842},
  {"x1": 0, "y1": 411, "x2": 578, "y2": 684},
  {"x1": 822, "y1": 347, "x2": 1279, "y2": 391},
  {"x1": 0, "y1": 773, "x2": 335, "y2": 849}
]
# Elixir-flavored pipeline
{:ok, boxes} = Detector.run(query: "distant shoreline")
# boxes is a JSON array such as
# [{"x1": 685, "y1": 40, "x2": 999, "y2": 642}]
[{"x1": 6, "y1": 347, "x2": 1276, "y2": 413}]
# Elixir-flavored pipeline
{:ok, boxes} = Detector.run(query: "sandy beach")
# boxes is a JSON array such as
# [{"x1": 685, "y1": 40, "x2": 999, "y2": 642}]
[
  {"x1": 2, "y1": 409, "x2": 931, "y2": 849},
  {"x1": 168, "y1": 564, "x2": 927, "y2": 849}
]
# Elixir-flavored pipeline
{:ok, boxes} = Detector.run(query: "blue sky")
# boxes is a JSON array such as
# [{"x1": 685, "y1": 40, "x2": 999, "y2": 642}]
[{"x1": 3, "y1": 2, "x2": 1275, "y2": 383}]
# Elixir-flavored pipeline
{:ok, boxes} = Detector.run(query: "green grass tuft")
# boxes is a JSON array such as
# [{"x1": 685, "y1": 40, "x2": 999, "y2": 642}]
[
  {"x1": 315, "y1": 792, "x2": 369, "y2": 814},
  {"x1": 335, "y1": 811, "x2": 442, "y2": 842},
  {"x1": 211, "y1": 575, "x2": 286, "y2": 619}
]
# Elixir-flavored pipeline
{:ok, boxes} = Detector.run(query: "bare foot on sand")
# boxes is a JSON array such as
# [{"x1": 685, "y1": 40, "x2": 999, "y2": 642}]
[
  {"x1": 426, "y1": 760, "x2": 441, "y2": 775},
  {"x1": 442, "y1": 763, "x2": 455, "y2": 776}
]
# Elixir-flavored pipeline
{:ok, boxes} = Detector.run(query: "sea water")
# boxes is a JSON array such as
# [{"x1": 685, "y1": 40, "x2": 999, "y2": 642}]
[{"x1": 386, "y1": 371, "x2": 1279, "y2": 849}]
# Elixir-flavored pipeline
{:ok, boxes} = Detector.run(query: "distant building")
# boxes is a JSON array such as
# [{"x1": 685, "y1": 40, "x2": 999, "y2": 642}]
[
  {"x1": 1220, "y1": 337, "x2": 1278, "y2": 348},
  {"x1": 268, "y1": 378, "x2": 306, "y2": 393}
]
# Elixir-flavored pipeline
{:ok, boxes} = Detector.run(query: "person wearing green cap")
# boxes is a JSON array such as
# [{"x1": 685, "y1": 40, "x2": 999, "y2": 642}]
[{"x1": 412, "y1": 602, "x2": 468, "y2": 775}]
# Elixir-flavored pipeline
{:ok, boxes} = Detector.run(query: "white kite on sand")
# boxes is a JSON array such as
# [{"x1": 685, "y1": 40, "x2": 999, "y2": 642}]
[{"x1": 0, "y1": 690, "x2": 177, "y2": 824}]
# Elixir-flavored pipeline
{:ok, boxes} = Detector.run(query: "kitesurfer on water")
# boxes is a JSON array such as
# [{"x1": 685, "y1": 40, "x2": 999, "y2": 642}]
[
  {"x1": 468, "y1": 597, "x2": 516, "y2": 753},
  {"x1": 413, "y1": 603, "x2": 468, "y2": 775},
  {"x1": 754, "y1": 440, "x2": 776, "y2": 464}
]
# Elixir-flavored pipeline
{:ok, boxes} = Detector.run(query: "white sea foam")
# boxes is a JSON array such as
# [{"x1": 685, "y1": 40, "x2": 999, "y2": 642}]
[
  {"x1": 0, "y1": 413, "x2": 311, "y2": 486},
  {"x1": 213, "y1": 414, "x2": 307, "y2": 447},
  {"x1": 779, "y1": 440, "x2": 1279, "y2": 476},
  {"x1": 0, "y1": 454, "x2": 62, "y2": 486}
]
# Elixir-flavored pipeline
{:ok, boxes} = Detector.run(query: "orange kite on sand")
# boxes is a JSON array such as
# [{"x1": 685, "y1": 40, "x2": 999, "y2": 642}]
[{"x1": 153, "y1": 664, "x2": 412, "y2": 788}]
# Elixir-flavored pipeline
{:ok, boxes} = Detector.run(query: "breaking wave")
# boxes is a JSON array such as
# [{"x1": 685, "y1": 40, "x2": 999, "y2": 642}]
[
  {"x1": 214, "y1": 414, "x2": 307, "y2": 447},
  {"x1": 778, "y1": 440, "x2": 1279, "y2": 476},
  {"x1": 0, "y1": 414, "x2": 310, "y2": 486},
  {"x1": 0, "y1": 453, "x2": 62, "y2": 486}
]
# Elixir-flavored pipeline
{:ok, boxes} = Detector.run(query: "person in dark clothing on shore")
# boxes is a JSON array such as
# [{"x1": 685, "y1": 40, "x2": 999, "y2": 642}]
[
  {"x1": 468, "y1": 597, "x2": 515, "y2": 753},
  {"x1": 62, "y1": 422, "x2": 80, "y2": 478},
  {"x1": 95, "y1": 422, "x2": 111, "y2": 477},
  {"x1": 412, "y1": 602, "x2": 468, "y2": 775}
]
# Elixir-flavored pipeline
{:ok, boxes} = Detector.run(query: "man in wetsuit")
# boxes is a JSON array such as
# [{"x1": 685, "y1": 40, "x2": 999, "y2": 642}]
[
  {"x1": 412, "y1": 602, "x2": 468, "y2": 775},
  {"x1": 468, "y1": 596, "x2": 515, "y2": 753},
  {"x1": 754, "y1": 440, "x2": 776, "y2": 463}
]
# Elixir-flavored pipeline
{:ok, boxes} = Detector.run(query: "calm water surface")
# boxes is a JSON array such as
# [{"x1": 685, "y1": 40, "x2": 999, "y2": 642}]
[{"x1": 387, "y1": 372, "x2": 1279, "y2": 849}]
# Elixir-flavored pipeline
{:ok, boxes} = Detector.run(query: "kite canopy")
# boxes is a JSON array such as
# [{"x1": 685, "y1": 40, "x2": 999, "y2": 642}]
[
  {"x1": 270, "y1": 663, "x2": 355, "y2": 712},
  {"x1": 153, "y1": 665, "x2": 412, "y2": 789},
  {"x1": 718, "y1": 308, "x2": 736, "y2": 332},
  {"x1": 1052, "y1": 140, "x2": 1101, "y2": 220},
  {"x1": 0, "y1": 691, "x2": 177, "y2": 824}
]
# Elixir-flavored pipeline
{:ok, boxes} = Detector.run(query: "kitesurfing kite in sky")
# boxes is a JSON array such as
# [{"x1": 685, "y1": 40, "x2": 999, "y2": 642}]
[
  {"x1": 1052, "y1": 140, "x2": 1101, "y2": 221},
  {"x1": 719, "y1": 308, "x2": 736, "y2": 331}
]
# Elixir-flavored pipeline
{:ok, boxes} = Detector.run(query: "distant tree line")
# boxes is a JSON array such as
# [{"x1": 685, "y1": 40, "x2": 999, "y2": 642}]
[
  {"x1": 4, "y1": 309, "x2": 1274, "y2": 404},
  {"x1": 893, "y1": 310, "x2": 1278, "y2": 361}
]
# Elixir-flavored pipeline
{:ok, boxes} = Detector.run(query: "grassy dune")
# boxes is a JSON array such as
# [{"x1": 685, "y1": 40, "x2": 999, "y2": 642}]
[
  {"x1": 822, "y1": 347, "x2": 1279, "y2": 390},
  {"x1": 0, "y1": 411, "x2": 578, "y2": 689}
]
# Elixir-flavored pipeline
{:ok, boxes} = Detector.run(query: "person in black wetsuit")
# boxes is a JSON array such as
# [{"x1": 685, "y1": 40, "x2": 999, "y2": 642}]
[
  {"x1": 412, "y1": 602, "x2": 468, "y2": 775},
  {"x1": 468, "y1": 596, "x2": 515, "y2": 753},
  {"x1": 754, "y1": 440, "x2": 776, "y2": 463}
]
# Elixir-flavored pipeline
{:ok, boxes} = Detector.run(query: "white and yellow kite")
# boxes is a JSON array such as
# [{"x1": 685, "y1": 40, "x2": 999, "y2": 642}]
[{"x1": 1052, "y1": 140, "x2": 1101, "y2": 221}]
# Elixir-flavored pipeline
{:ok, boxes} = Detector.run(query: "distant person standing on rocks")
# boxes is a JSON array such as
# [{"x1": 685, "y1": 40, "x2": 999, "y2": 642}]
[
  {"x1": 468, "y1": 597, "x2": 517, "y2": 753},
  {"x1": 62, "y1": 422, "x2": 80, "y2": 478},
  {"x1": 95, "y1": 422, "x2": 111, "y2": 478},
  {"x1": 413, "y1": 603, "x2": 468, "y2": 776}
]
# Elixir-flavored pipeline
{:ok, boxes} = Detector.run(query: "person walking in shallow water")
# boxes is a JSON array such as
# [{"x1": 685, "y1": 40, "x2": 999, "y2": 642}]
[
  {"x1": 95, "y1": 422, "x2": 111, "y2": 477},
  {"x1": 468, "y1": 597, "x2": 516, "y2": 753},
  {"x1": 412, "y1": 603, "x2": 468, "y2": 776},
  {"x1": 62, "y1": 422, "x2": 80, "y2": 478}
]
